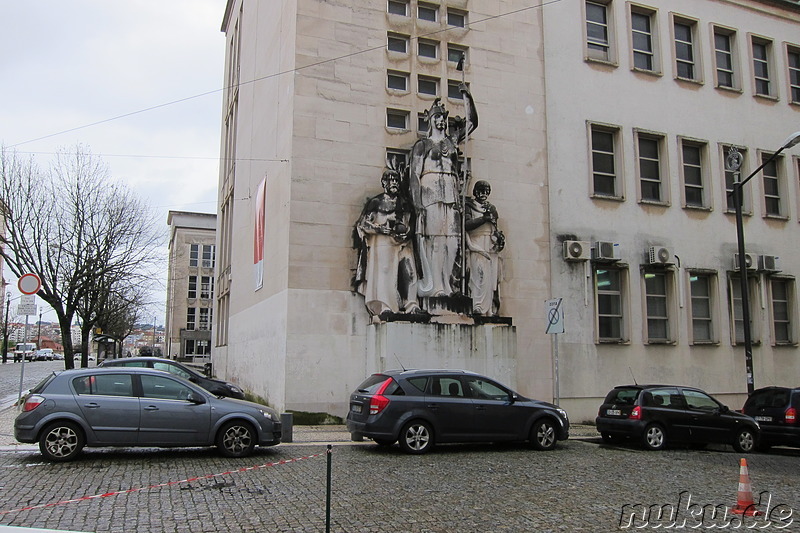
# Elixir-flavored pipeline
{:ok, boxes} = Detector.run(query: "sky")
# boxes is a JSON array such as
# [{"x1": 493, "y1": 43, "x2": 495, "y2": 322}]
[{"x1": 0, "y1": 1, "x2": 228, "y2": 324}]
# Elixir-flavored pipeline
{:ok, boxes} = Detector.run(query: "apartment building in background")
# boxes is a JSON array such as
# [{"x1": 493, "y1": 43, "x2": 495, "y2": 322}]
[
  {"x1": 165, "y1": 211, "x2": 217, "y2": 361},
  {"x1": 212, "y1": 0, "x2": 800, "y2": 421}
]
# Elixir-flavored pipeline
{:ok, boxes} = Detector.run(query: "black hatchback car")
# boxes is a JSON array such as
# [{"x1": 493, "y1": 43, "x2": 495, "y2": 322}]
[
  {"x1": 99, "y1": 357, "x2": 245, "y2": 399},
  {"x1": 346, "y1": 369, "x2": 569, "y2": 454},
  {"x1": 742, "y1": 386, "x2": 799, "y2": 451},
  {"x1": 596, "y1": 385, "x2": 760, "y2": 452}
]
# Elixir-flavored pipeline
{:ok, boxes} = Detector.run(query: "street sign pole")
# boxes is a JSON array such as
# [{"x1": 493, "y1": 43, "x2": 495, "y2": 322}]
[
  {"x1": 17, "y1": 274, "x2": 42, "y2": 401},
  {"x1": 545, "y1": 298, "x2": 565, "y2": 405}
]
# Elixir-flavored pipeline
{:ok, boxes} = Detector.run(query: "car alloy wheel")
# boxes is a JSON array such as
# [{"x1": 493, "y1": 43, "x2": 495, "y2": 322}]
[
  {"x1": 531, "y1": 418, "x2": 557, "y2": 451},
  {"x1": 39, "y1": 421, "x2": 85, "y2": 462},
  {"x1": 642, "y1": 424, "x2": 666, "y2": 450},
  {"x1": 399, "y1": 420, "x2": 433, "y2": 454},
  {"x1": 217, "y1": 420, "x2": 256, "y2": 458},
  {"x1": 733, "y1": 428, "x2": 756, "y2": 453}
]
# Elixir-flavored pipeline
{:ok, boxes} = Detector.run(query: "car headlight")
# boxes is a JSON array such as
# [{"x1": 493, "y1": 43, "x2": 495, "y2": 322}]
[
  {"x1": 260, "y1": 409, "x2": 280, "y2": 422},
  {"x1": 556, "y1": 408, "x2": 568, "y2": 421},
  {"x1": 229, "y1": 385, "x2": 243, "y2": 394}
]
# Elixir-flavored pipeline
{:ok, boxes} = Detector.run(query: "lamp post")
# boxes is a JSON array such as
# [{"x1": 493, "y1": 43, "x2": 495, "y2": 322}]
[
  {"x1": 728, "y1": 131, "x2": 800, "y2": 394},
  {"x1": 2, "y1": 292, "x2": 10, "y2": 364}
]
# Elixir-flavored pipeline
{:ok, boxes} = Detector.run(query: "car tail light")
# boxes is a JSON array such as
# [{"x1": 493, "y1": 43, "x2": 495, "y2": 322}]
[
  {"x1": 23, "y1": 395, "x2": 45, "y2": 412},
  {"x1": 629, "y1": 406, "x2": 642, "y2": 420},
  {"x1": 368, "y1": 378, "x2": 393, "y2": 415},
  {"x1": 786, "y1": 407, "x2": 797, "y2": 425}
]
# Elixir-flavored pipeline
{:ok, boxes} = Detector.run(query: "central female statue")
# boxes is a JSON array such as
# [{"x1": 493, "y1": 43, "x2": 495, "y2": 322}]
[{"x1": 408, "y1": 85, "x2": 477, "y2": 298}]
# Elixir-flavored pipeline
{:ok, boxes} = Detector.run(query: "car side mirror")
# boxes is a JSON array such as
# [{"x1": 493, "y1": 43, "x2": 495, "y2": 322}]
[
  {"x1": 187, "y1": 393, "x2": 206, "y2": 405},
  {"x1": 510, "y1": 393, "x2": 518, "y2": 404},
  {"x1": 718, "y1": 405, "x2": 730, "y2": 414}
]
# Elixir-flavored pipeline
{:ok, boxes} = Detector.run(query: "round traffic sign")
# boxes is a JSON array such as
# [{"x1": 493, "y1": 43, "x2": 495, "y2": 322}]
[{"x1": 18, "y1": 273, "x2": 42, "y2": 295}]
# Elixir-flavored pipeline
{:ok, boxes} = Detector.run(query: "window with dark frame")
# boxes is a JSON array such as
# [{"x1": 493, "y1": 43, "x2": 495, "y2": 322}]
[{"x1": 188, "y1": 275, "x2": 197, "y2": 299}]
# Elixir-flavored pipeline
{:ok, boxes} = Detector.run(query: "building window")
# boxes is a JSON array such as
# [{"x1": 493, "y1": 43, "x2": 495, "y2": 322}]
[
  {"x1": 418, "y1": 2, "x2": 437, "y2": 22},
  {"x1": 590, "y1": 124, "x2": 621, "y2": 198},
  {"x1": 673, "y1": 17, "x2": 699, "y2": 81},
  {"x1": 199, "y1": 308, "x2": 212, "y2": 331},
  {"x1": 418, "y1": 39, "x2": 438, "y2": 59},
  {"x1": 689, "y1": 272, "x2": 716, "y2": 344},
  {"x1": 644, "y1": 271, "x2": 672, "y2": 343},
  {"x1": 387, "y1": 33, "x2": 408, "y2": 54},
  {"x1": 387, "y1": 71, "x2": 409, "y2": 91},
  {"x1": 761, "y1": 153, "x2": 784, "y2": 217},
  {"x1": 447, "y1": 80, "x2": 464, "y2": 99},
  {"x1": 187, "y1": 308, "x2": 196, "y2": 331},
  {"x1": 637, "y1": 132, "x2": 666, "y2": 203},
  {"x1": 189, "y1": 244, "x2": 199, "y2": 267},
  {"x1": 387, "y1": 109, "x2": 409, "y2": 129},
  {"x1": 202, "y1": 245, "x2": 215, "y2": 268},
  {"x1": 680, "y1": 139, "x2": 707, "y2": 208},
  {"x1": 596, "y1": 267, "x2": 626, "y2": 342},
  {"x1": 630, "y1": 7, "x2": 658, "y2": 73},
  {"x1": 770, "y1": 278, "x2": 794, "y2": 344},
  {"x1": 713, "y1": 27, "x2": 738, "y2": 89},
  {"x1": 751, "y1": 37, "x2": 774, "y2": 97},
  {"x1": 722, "y1": 145, "x2": 750, "y2": 214},
  {"x1": 188, "y1": 276, "x2": 197, "y2": 299},
  {"x1": 447, "y1": 44, "x2": 467, "y2": 65},
  {"x1": 585, "y1": 1, "x2": 614, "y2": 63},
  {"x1": 788, "y1": 46, "x2": 800, "y2": 104},
  {"x1": 418, "y1": 75, "x2": 439, "y2": 96},
  {"x1": 386, "y1": 148, "x2": 409, "y2": 169},
  {"x1": 388, "y1": 0, "x2": 408, "y2": 16},
  {"x1": 447, "y1": 8, "x2": 466, "y2": 27},
  {"x1": 200, "y1": 276, "x2": 214, "y2": 300},
  {"x1": 730, "y1": 277, "x2": 758, "y2": 345}
]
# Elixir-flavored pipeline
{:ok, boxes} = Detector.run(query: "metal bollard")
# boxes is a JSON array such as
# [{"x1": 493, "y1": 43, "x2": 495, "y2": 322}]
[{"x1": 280, "y1": 412, "x2": 293, "y2": 443}]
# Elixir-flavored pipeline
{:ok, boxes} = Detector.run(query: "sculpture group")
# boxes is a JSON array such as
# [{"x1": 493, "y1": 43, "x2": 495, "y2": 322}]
[{"x1": 353, "y1": 85, "x2": 505, "y2": 321}]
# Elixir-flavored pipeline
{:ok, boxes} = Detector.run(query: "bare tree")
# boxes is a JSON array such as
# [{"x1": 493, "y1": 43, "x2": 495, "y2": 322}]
[{"x1": 0, "y1": 146, "x2": 163, "y2": 369}]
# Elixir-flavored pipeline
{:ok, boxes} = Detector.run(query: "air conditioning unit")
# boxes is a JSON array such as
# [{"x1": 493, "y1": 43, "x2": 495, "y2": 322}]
[
  {"x1": 592, "y1": 241, "x2": 619, "y2": 262},
  {"x1": 647, "y1": 246, "x2": 674, "y2": 265},
  {"x1": 563, "y1": 240, "x2": 591, "y2": 261},
  {"x1": 733, "y1": 253, "x2": 757, "y2": 271},
  {"x1": 758, "y1": 254, "x2": 781, "y2": 273}
]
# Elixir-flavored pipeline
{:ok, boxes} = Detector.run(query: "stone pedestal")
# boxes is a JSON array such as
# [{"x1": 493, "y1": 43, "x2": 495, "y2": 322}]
[{"x1": 365, "y1": 322, "x2": 517, "y2": 386}]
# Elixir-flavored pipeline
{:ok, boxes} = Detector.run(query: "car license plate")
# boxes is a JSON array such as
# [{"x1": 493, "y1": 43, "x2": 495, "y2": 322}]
[
  {"x1": 351, "y1": 404, "x2": 362, "y2": 414},
  {"x1": 607, "y1": 409, "x2": 621, "y2": 416},
  {"x1": 755, "y1": 415, "x2": 772, "y2": 422}
]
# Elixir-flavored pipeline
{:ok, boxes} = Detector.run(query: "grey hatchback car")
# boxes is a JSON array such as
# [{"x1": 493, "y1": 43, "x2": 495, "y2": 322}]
[
  {"x1": 15, "y1": 367, "x2": 282, "y2": 461},
  {"x1": 346, "y1": 369, "x2": 569, "y2": 454}
]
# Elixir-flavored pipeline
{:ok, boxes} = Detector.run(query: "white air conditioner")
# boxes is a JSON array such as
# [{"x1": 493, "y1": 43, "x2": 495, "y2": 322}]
[
  {"x1": 733, "y1": 253, "x2": 757, "y2": 271},
  {"x1": 648, "y1": 246, "x2": 674, "y2": 265},
  {"x1": 563, "y1": 240, "x2": 591, "y2": 261},
  {"x1": 592, "y1": 241, "x2": 619, "y2": 262},
  {"x1": 758, "y1": 254, "x2": 781, "y2": 273}
]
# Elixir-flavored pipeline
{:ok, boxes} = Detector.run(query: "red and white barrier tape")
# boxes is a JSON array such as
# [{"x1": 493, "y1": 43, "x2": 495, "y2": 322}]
[{"x1": 0, "y1": 450, "x2": 328, "y2": 517}]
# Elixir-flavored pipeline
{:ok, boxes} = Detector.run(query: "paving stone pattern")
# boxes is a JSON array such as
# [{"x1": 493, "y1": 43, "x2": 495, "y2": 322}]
[{"x1": 1, "y1": 361, "x2": 798, "y2": 532}]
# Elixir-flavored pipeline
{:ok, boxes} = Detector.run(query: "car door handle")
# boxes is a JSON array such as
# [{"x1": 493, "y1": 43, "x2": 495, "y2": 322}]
[
  {"x1": 84, "y1": 403, "x2": 100, "y2": 409},
  {"x1": 144, "y1": 405, "x2": 160, "y2": 411},
  {"x1": 426, "y1": 404, "x2": 439, "y2": 409},
  {"x1": 475, "y1": 406, "x2": 486, "y2": 411}
]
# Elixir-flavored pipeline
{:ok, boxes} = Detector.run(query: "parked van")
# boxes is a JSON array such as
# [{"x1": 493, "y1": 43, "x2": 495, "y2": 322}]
[
  {"x1": 34, "y1": 348, "x2": 54, "y2": 361},
  {"x1": 13, "y1": 343, "x2": 36, "y2": 362}
]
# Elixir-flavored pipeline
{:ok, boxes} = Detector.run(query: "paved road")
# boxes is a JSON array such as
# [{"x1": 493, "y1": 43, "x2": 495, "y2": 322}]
[{"x1": 0, "y1": 361, "x2": 798, "y2": 532}]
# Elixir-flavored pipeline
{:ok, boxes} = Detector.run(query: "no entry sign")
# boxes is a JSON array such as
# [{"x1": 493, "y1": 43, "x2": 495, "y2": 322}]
[{"x1": 18, "y1": 273, "x2": 42, "y2": 295}]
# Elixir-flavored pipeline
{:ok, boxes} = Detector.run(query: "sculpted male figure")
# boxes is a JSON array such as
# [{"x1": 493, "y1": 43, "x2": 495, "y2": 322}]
[
  {"x1": 408, "y1": 84, "x2": 477, "y2": 298},
  {"x1": 353, "y1": 168, "x2": 420, "y2": 319},
  {"x1": 464, "y1": 180, "x2": 505, "y2": 316}
]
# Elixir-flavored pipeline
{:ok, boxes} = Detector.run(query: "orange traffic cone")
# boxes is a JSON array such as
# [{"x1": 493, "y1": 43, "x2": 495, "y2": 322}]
[{"x1": 731, "y1": 458, "x2": 761, "y2": 516}]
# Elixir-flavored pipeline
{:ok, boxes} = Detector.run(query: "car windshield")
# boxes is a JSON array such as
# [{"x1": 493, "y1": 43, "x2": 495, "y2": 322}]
[
  {"x1": 745, "y1": 389, "x2": 790, "y2": 410},
  {"x1": 604, "y1": 388, "x2": 639, "y2": 405}
]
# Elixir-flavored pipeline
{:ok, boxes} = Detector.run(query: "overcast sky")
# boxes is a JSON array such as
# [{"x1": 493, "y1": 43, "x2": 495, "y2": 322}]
[{"x1": 0, "y1": 1, "x2": 228, "y2": 323}]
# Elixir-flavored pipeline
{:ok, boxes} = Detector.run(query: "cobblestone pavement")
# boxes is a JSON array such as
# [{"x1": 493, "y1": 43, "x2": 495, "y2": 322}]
[{"x1": 1, "y1": 361, "x2": 798, "y2": 532}]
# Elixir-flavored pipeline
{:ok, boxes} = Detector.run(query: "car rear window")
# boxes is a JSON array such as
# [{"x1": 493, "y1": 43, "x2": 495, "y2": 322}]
[
  {"x1": 745, "y1": 388, "x2": 791, "y2": 410},
  {"x1": 357, "y1": 375, "x2": 394, "y2": 393},
  {"x1": 604, "y1": 388, "x2": 640, "y2": 405},
  {"x1": 30, "y1": 372, "x2": 59, "y2": 394}
]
